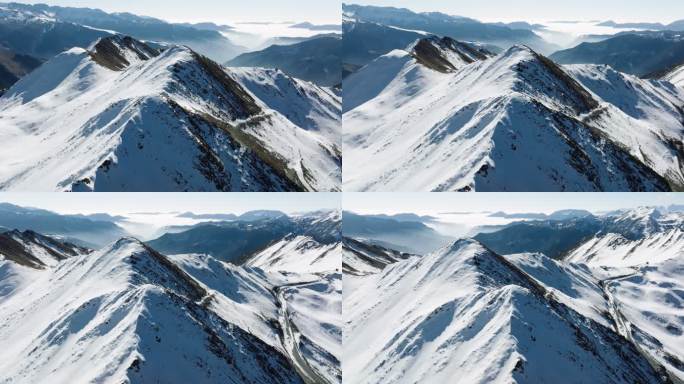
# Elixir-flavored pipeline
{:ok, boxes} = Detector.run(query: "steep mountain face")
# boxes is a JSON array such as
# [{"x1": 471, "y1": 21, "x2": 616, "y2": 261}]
[
  {"x1": 344, "y1": 39, "x2": 683, "y2": 191},
  {"x1": 149, "y1": 211, "x2": 341, "y2": 267},
  {"x1": 0, "y1": 238, "x2": 305, "y2": 383},
  {"x1": 602, "y1": 259, "x2": 684, "y2": 382},
  {"x1": 0, "y1": 203, "x2": 128, "y2": 248},
  {"x1": 0, "y1": 35, "x2": 340, "y2": 192},
  {"x1": 509, "y1": 250, "x2": 684, "y2": 382},
  {"x1": 227, "y1": 36, "x2": 342, "y2": 87},
  {"x1": 0, "y1": 48, "x2": 42, "y2": 93},
  {"x1": 170, "y1": 253, "x2": 342, "y2": 384},
  {"x1": 229, "y1": 67, "x2": 341, "y2": 146},
  {"x1": 0, "y1": 2, "x2": 245, "y2": 62},
  {"x1": 245, "y1": 235, "x2": 341, "y2": 273},
  {"x1": 0, "y1": 229, "x2": 89, "y2": 269},
  {"x1": 551, "y1": 31, "x2": 684, "y2": 78},
  {"x1": 342, "y1": 237, "x2": 414, "y2": 275},
  {"x1": 477, "y1": 208, "x2": 684, "y2": 265},
  {"x1": 342, "y1": 4, "x2": 555, "y2": 54},
  {"x1": 342, "y1": 207, "x2": 684, "y2": 383},
  {"x1": 565, "y1": 208, "x2": 684, "y2": 267},
  {"x1": 344, "y1": 239, "x2": 663, "y2": 384},
  {"x1": 343, "y1": 35, "x2": 492, "y2": 112},
  {"x1": 663, "y1": 64, "x2": 684, "y2": 88}
]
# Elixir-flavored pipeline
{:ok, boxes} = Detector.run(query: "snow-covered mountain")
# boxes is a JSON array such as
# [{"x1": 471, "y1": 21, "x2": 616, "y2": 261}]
[
  {"x1": 150, "y1": 210, "x2": 341, "y2": 269},
  {"x1": 550, "y1": 31, "x2": 684, "y2": 78},
  {"x1": 565, "y1": 207, "x2": 684, "y2": 267},
  {"x1": 245, "y1": 235, "x2": 340, "y2": 274},
  {"x1": 343, "y1": 36, "x2": 684, "y2": 191},
  {"x1": 227, "y1": 35, "x2": 342, "y2": 87},
  {"x1": 664, "y1": 65, "x2": 684, "y2": 88},
  {"x1": 344, "y1": 207, "x2": 684, "y2": 383},
  {"x1": 342, "y1": 237, "x2": 414, "y2": 275},
  {"x1": 0, "y1": 229, "x2": 89, "y2": 268},
  {"x1": 0, "y1": 226, "x2": 342, "y2": 383},
  {"x1": 0, "y1": 35, "x2": 341, "y2": 191},
  {"x1": 344, "y1": 239, "x2": 665, "y2": 383}
]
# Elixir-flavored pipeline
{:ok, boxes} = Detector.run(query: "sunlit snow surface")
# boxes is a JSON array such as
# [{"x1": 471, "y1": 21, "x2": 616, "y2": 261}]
[
  {"x1": 343, "y1": 37, "x2": 684, "y2": 191},
  {"x1": 0, "y1": 221, "x2": 342, "y2": 383},
  {"x1": 0, "y1": 37, "x2": 341, "y2": 192},
  {"x1": 343, "y1": 208, "x2": 684, "y2": 383}
]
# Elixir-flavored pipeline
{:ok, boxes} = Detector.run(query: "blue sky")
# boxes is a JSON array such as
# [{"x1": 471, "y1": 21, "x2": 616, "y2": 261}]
[
  {"x1": 11, "y1": 0, "x2": 341, "y2": 24},
  {"x1": 0, "y1": 193, "x2": 341, "y2": 215},
  {"x1": 344, "y1": 193, "x2": 684, "y2": 215},
  {"x1": 350, "y1": 0, "x2": 684, "y2": 23}
]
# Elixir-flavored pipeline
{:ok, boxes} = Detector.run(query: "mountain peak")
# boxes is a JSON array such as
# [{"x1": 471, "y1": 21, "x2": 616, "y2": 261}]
[
  {"x1": 410, "y1": 35, "x2": 491, "y2": 73},
  {"x1": 494, "y1": 44, "x2": 600, "y2": 114},
  {"x1": 89, "y1": 35, "x2": 160, "y2": 71}
]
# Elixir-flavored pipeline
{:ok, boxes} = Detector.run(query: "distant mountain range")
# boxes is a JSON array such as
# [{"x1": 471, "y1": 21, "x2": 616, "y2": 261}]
[
  {"x1": 0, "y1": 47, "x2": 41, "y2": 92},
  {"x1": 598, "y1": 19, "x2": 684, "y2": 31},
  {"x1": 343, "y1": 3, "x2": 557, "y2": 56},
  {"x1": 551, "y1": 31, "x2": 684, "y2": 77},
  {"x1": 0, "y1": 2, "x2": 246, "y2": 62},
  {"x1": 342, "y1": 211, "x2": 453, "y2": 254},
  {"x1": 148, "y1": 210, "x2": 340, "y2": 267},
  {"x1": 0, "y1": 203, "x2": 127, "y2": 247},
  {"x1": 227, "y1": 35, "x2": 342, "y2": 87}
]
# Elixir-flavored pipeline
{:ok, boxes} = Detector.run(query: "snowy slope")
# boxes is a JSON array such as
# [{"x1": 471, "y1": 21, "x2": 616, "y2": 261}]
[
  {"x1": 245, "y1": 235, "x2": 341, "y2": 274},
  {"x1": 343, "y1": 36, "x2": 493, "y2": 112},
  {"x1": 277, "y1": 273, "x2": 342, "y2": 384},
  {"x1": 664, "y1": 64, "x2": 684, "y2": 88},
  {"x1": 230, "y1": 67, "x2": 341, "y2": 146},
  {"x1": 343, "y1": 239, "x2": 663, "y2": 383},
  {"x1": 506, "y1": 252, "x2": 613, "y2": 328},
  {"x1": 0, "y1": 229, "x2": 89, "y2": 269},
  {"x1": 0, "y1": 238, "x2": 304, "y2": 383},
  {"x1": 342, "y1": 237, "x2": 414, "y2": 275},
  {"x1": 565, "y1": 208, "x2": 684, "y2": 267},
  {"x1": 344, "y1": 38, "x2": 682, "y2": 191},
  {"x1": 566, "y1": 65, "x2": 684, "y2": 188},
  {"x1": 0, "y1": 230, "x2": 89, "y2": 302},
  {"x1": 602, "y1": 259, "x2": 684, "y2": 382},
  {"x1": 0, "y1": 35, "x2": 340, "y2": 191},
  {"x1": 170, "y1": 252, "x2": 342, "y2": 383}
]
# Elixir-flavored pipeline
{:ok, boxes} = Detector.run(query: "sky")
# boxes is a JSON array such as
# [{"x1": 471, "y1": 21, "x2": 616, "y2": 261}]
[
  {"x1": 344, "y1": 193, "x2": 684, "y2": 215},
  {"x1": 0, "y1": 193, "x2": 341, "y2": 215},
  {"x1": 10, "y1": 0, "x2": 341, "y2": 24},
  {"x1": 349, "y1": 0, "x2": 684, "y2": 23}
]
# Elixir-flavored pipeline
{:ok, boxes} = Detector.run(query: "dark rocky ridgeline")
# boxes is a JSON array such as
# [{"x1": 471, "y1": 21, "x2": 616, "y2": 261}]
[
  {"x1": 89, "y1": 35, "x2": 161, "y2": 71},
  {"x1": 0, "y1": 229, "x2": 90, "y2": 269},
  {"x1": 410, "y1": 36, "x2": 494, "y2": 73}
]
